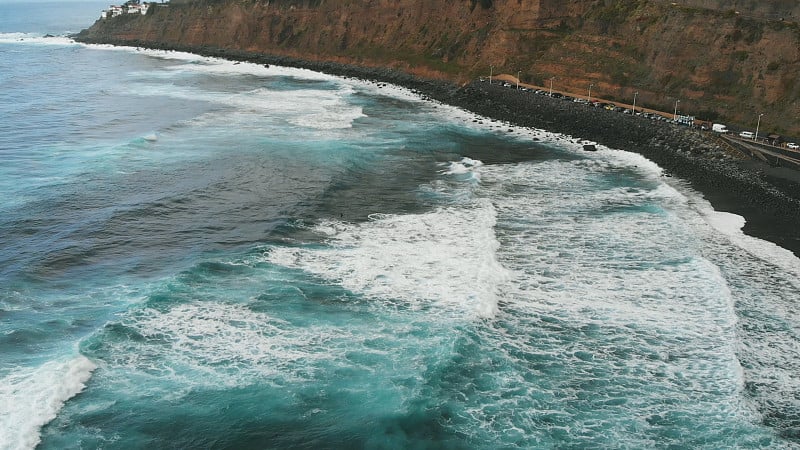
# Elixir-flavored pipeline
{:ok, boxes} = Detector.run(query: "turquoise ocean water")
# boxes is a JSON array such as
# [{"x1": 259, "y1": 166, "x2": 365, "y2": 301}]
[{"x1": 2, "y1": 2, "x2": 800, "y2": 448}]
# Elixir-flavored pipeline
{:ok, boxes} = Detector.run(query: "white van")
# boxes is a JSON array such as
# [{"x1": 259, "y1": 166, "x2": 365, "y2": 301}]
[
  {"x1": 712, "y1": 123, "x2": 728, "y2": 133},
  {"x1": 739, "y1": 131, "x2": 755, "y2": 139}
]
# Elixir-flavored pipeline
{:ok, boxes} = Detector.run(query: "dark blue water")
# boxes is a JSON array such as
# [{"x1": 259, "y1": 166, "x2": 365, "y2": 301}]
[{"x1": 2, "y1": 3, "x2": 800, "y2": 449}]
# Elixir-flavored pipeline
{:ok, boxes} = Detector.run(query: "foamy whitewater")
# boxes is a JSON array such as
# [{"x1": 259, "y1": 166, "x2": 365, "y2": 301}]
[{"x1": 2, "y1": 2, "x2": 800, "y2": 449}]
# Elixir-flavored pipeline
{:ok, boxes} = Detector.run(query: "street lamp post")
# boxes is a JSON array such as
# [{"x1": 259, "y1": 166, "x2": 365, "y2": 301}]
[
  {"x1": 489, "y1": 65, "x2": 494, "y2": 85},
  {"x1": 755, "y1": 113, "x2": 764, "y2": 141},
  {"x1": 517, "y1": 71, "x2": 521, "y2": 90},
  {"x1": 632, "y1": 91, "x2": 638, "y2": 114},
  {"x1": 673, "y1": 99, "x2": 680, "y2": 121},
  {"x1": 549, "y1": 76, "x2": 555, "y2": 96},
  {"x1": 588, "y1": 83, "x2": 594, "y2": 103}
]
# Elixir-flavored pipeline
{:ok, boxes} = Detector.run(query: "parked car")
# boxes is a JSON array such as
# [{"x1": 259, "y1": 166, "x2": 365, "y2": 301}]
[
  {"x1": 739, "y1": 131, "x2": 755, "y2": 139},
  {"x1": 787, "y1": 142, "x2": 799, "y2": 150}
]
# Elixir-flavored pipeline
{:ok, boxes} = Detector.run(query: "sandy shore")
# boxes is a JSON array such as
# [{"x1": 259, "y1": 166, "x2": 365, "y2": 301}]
[{"x1": 72, "y1": 38, "x2": 800, "y2": 256}]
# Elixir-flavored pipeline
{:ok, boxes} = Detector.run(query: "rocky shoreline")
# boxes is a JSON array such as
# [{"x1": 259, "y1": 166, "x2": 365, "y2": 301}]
[{"x1": 74, "y1": 37, "x2": 800, "y2": 256}]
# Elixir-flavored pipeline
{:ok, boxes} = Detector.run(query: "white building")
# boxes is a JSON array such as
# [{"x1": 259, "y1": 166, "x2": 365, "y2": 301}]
[
  {"x1": 101, "y1": 2, "x2": 151, "y2": 19},
  {"x1": 127, "y1": 3, "x2": 150, "y2": 15}
]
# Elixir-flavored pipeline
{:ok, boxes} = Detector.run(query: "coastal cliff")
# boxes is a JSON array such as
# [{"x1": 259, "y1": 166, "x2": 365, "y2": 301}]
[{"x1": 77, "y1": 0, "x2": 800, "y2": 134}]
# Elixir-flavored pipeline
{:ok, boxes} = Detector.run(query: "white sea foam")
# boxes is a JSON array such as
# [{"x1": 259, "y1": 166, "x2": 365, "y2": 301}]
[
  {"x1": 0, "y1": 32, "x2": 31, "y2": 41},
  {"x1": 490, "y1": 162, "x2": 735, "y2": 328},
  {"x1": 489, "y1": 160, "x2": 744, "y2": 370},
  {"x1": 0, "y1": 356, "x2": 96, "y2": 450},
  {"x1": 83, "y1": 44, "x2": 213, "y2": 64},
  {"x1": 670, "y1": 188, "x2": 800, "y2": 432},
  {"x1": 268, "y1": 198, "x2": 510, "y2": 318},
  {"x1": 285, "y1": 94, "x2": 365, "y2": 130},
  {"x1": 704, "y1": 209, "x2": 746, "y2": 235},
  {"x1": 123, "y1": 78, "x2": 365, "y2": 131},
  {"x1": 442, "y1": 156, "x2": 484, "y2": 176},
  {"x1": 431, "y1": 158, "x2": 773, "y2": 445},
  {"x1": 346, "y1": 78, "x2": 439, "y2": 105},
  {"x1": 83, "y1": 43, "x2": 340, "y2": 83},
  {"x1": 0, "y1": 33, "x2": 75, "y2": 46},
  {"x1": 696, "y1": 201, "x2": 800, "y2": 278},
  {"x1": 78, "y1": 42, "x2": 369, "y2": 131},
  {"x1": 86, "y1": 42, "x2": 431, "y2": 107},
  {"x1": 449, "y1": 90, "x2": 799, "y2": 277},
  {"x1": 132, "y1": 48, "x2": 339, "y2": 82},
  {"x1": 98, "y1": 299, "x2": 450, "y2": 404},
  {"x1": 102, "y1": 302, "x2": 343, "y2": 392},
  {"x1": 426, "y1": 106, "x2": 800, "y2": 443}
]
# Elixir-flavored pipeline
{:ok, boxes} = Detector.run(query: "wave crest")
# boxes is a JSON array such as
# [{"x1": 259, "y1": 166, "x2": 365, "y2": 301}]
[{"x1": 0, "y1": 356, "x2": 96, "y2": 450}]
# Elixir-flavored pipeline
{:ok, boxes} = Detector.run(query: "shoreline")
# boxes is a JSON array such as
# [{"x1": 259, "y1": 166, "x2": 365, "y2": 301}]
[{"x1": 73, "y1": 38, "x2": 800, "y2": 257}]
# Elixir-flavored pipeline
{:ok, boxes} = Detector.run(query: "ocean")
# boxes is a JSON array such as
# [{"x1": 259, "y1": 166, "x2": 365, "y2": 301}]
[{"x1": 2, "y1": 2, "x2": 800, "y2": 449}]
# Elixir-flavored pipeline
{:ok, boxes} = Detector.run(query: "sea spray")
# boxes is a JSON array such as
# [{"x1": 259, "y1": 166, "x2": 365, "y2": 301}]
[{"x1": 0, "y1": 356, "x2": 96, "y2": 450}]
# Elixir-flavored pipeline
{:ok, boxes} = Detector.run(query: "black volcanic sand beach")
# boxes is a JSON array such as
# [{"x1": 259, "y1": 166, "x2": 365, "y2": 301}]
[{"x1": 73, "y1": 38, "x2": 800, "y2": 256}]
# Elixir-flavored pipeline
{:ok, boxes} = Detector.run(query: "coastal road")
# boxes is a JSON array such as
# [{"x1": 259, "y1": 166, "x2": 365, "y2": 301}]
[{"x1": 723, "y1": 135, "x2": 800, "y2": 169}]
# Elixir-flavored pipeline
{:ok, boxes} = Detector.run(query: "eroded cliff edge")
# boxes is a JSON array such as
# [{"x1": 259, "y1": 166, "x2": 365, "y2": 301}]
[{"x1": 77, "y1": 0, "x2": 799, "y2": 134}]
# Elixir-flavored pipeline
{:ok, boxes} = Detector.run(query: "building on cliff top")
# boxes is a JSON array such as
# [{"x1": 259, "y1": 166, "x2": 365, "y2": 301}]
[{"x1": 101, "y1": 1, "x2": 160, "y2": 19}]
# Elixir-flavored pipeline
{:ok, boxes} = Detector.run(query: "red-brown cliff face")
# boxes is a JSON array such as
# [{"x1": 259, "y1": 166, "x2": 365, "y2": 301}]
[{"x1": 79, "y1": 0, "x2": 800, "y2": 134}]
